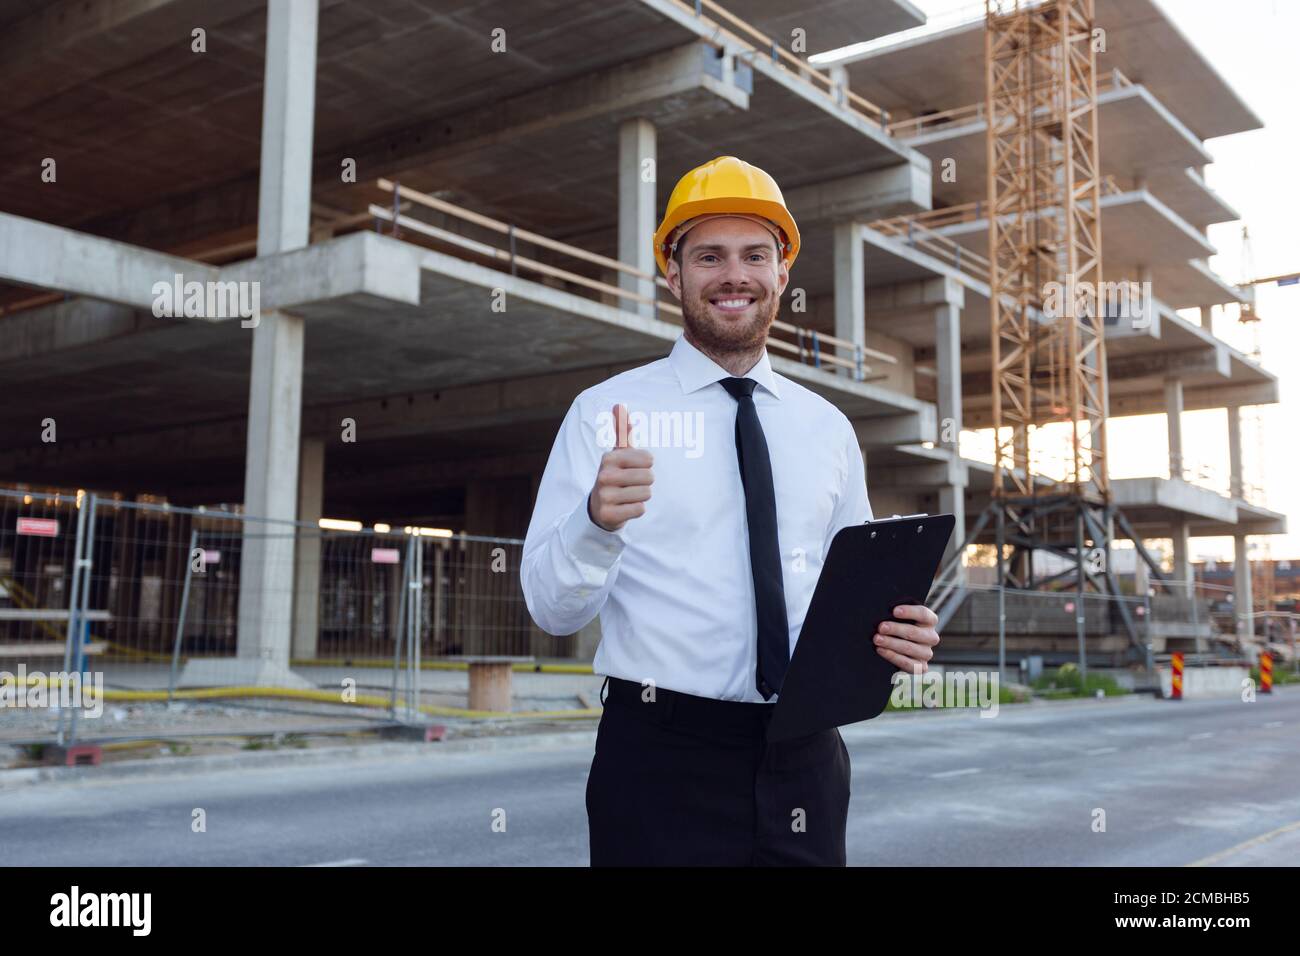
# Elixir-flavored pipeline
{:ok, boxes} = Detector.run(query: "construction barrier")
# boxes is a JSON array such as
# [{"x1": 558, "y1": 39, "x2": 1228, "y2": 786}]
[
  {"x1": 1259, "y1": 652, "x2": 1273, "y2": 694},
  {"x1": 1171, "y1": 652, "x2": 1183, "y2": 700},
  {"x1": 0, "y1": 488, "x2": 592, "y2": 747}
]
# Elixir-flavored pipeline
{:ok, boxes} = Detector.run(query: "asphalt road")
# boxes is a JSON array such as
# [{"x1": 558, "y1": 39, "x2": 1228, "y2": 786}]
[{"x1": 2, "y1": 689, "x2": 1297, "y2": 866}]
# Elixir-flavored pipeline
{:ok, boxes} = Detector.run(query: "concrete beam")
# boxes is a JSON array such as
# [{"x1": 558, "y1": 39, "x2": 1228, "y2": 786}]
[
  {"x1": 961, "y1": 380, "x2": 1282, "y2": 428},
  {"x1": 865, "y1": 460, "x2": 961, "y2": 488},
  {"x1": 1106, "y1": 382, "x2": 1281, "y2": 418},
  {"x1": 785, "y1": 164, "x2": 930, "y2": 223},
  {"x1": 0, "y1": 212, "x2": 217, "y2": 310},
  {"x1": 865, "y1": 275, "x2": 964, "y2": 316},
  {"x1": 1107, "y1": 345, "x2": 1229, "y2": 381},
  {"x1": 0, "y1": 300, "x2": 167, "y2": 365},
  {"x1": 853, "y1": 406, "x2": 936, "y2": 448}
]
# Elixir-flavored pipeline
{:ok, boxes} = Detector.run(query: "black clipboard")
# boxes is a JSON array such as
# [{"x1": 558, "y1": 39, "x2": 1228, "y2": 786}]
[{"x1": 766, "y1": 513, "x2": 956, "y2": 743}]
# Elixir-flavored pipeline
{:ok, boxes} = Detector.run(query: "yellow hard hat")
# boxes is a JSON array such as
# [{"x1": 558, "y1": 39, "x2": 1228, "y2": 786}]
[{"x1": 652, "y1": 155, "x2": 800, "y2": 276}]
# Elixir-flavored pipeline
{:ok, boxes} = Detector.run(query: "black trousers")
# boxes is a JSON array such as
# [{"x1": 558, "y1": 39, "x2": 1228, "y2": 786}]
[{"x1": 586, "y1": 676, "x2": 851, "y2": 866}]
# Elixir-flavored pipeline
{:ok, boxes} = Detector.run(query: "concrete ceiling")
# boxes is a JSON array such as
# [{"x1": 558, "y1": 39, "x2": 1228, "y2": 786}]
[
  {"x1": 830, "y1": 0, "x2": 1263, "y2": 141},
  {"x1": 729, "y1": 0, "x2": 925, "y2": 55},
  {"x1": 0, "y1": 0, "x2": 695, "y2": 229},
  {"x1": 0, "y1": 0, "x2": 917, "y2": 317}
]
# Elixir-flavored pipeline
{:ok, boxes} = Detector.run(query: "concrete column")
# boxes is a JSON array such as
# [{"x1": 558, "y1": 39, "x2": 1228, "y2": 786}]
[
  {"x1": 1199, "y1": 305, "x2": 1213, "y2": 329},
  {"x1": 1170, "y1": 519, "x2": 1192, "y2": 596},
  {"x1": 1165, "y1": 377, "x2": 1184, "y2": 480},
  {"x1": 1227, "y1": 405, "x2": 1244, "y2": 499},
  {"x1": 291, "y1": 437, "x2": 324, "y2": 660},
  {"x1": 1234, "y1": 532, "x2": 1254, "y2": 641},
  {"x1": 833, "y1": 220, "x2": 864, "y2": 377},
  {"x1": 934, "y1": 300, "x2": 966, "y2": 571},
  {"x1": 235, "y1": 0, "x2": 319, "y2": 673},
  {"x1": 618, "y1": 117, "x2": 657, "y2": 319}
]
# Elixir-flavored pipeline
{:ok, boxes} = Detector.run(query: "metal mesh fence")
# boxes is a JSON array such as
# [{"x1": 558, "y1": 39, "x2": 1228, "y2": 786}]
[{"x1": 0, "y1": 489, "x2": 561, "y2": 745}]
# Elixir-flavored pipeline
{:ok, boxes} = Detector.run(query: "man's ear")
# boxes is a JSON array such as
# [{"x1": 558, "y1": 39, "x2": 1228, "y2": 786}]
[
  {"x1": 666, "y1": 257, "x2": 683, "y2": 301},
  {"x1": 775, "y1": 258, "x2": 790, "y2": 297}
]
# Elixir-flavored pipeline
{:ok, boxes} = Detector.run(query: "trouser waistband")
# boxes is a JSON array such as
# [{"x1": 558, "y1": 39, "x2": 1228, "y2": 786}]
[{"x1": 601, "y1": 675, "x2": 775, "y2": 734}]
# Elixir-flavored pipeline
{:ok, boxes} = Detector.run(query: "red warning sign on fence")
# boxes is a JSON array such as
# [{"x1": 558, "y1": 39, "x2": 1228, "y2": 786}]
[
  {"x1": 16, "y1": 517, "x2": 59, "y2": 537},
  {"x1": 371, "y1": 548, "x2": 401, "y2": 565}
]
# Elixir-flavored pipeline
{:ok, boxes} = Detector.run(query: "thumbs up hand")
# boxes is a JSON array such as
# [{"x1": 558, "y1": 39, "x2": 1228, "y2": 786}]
[{"x1": 588, "y1": 404, "x2": 655, "y2": 532}]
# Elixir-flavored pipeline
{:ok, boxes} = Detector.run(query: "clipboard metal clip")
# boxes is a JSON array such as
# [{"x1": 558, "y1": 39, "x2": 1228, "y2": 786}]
[{"x1": 865, "y1": 512, "x2": 929, "y2": 523}]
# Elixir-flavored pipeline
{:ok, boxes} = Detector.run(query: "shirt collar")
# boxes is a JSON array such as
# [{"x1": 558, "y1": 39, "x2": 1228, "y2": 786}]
[{"x1": 668, "y1": 333, "x2": 782, "y2": 400}]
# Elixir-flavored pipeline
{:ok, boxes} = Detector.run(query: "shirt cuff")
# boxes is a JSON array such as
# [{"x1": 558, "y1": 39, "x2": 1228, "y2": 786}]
[{"x1": 560, "y1": 495, "x2": 627, "y2": 570}]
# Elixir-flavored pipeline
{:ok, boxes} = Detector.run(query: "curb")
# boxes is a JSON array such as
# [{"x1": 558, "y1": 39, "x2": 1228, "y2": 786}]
[
  {"x1": 0, "y1": 726, "x2": 599, "y2": 791},
  {"x1": 5, "y1": 684, "x2": 1288, "y2": 790}
]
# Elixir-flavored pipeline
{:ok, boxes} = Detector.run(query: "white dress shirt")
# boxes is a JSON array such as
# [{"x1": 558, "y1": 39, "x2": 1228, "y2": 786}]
[{"x1": 521, "y1": 333, "x2": 873, "y2": 703}]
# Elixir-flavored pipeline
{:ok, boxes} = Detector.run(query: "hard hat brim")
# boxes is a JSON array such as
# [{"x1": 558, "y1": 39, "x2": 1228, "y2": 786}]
[{"x1": 653, "y1": 197, "x2": 800, "y2": 276}]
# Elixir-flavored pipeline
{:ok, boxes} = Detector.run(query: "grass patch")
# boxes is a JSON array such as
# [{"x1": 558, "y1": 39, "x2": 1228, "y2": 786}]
[
  {"x1": 883, "y1": 676, "x2": 1024, "y2": 712},
  {"x1": 1031, "y1": 663, "x2": 1126, "y2": 699},
  {"x1": 1251, "y1": 663, "x2": 1300, "y2": 687}
]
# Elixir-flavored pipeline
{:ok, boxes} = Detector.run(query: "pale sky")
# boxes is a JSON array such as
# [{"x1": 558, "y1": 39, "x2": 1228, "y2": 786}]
[{"x1": 828, "y1": 0, "x2": 1300, "y2": 561}]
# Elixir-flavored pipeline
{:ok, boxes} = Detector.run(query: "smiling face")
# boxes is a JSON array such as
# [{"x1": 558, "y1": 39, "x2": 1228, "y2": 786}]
[{"x1": 666, "y1": 216, "x2": 790, "y2": 357}]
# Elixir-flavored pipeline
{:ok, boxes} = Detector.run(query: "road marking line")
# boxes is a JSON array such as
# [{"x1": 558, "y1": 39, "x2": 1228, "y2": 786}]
[
  {"x1": 930, "y1": 767, "x2": 981, "y2": 778},
  {"x1": 1185, "y1": 821, "x2": 1300, "y2": 867},
  {"x1": 302, "y1": 858, "x2": 368, "y2": 867},
  {"x1": 1189, "y1": 732, "x2": 1214, "y2": 740},
  {"x1": 1085, "y1": 746, "x2": 1118, "y2": 755},
  {"x1": 1263, "y1": 721, "x2": 1284, "y2": 728}
]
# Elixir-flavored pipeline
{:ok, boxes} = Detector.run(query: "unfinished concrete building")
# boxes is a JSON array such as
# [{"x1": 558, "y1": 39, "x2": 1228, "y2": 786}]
[{"x1": 0, "y1": 0, "x2": 1283, "y2": 680}]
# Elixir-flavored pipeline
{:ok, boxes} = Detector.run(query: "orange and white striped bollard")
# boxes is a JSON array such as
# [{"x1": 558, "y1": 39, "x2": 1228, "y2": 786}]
[
  {"x1": 1260, "y1": 652, "x2": 1273, "y2": 695},
  {"x1": 1171, "y1": 652, "x2": 1184, "y2": 700}
]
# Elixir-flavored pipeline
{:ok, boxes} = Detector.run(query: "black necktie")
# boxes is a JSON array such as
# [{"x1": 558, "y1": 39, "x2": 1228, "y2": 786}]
[{"x1": 718, "y1": 376, "x2": 789, "y2": 700}]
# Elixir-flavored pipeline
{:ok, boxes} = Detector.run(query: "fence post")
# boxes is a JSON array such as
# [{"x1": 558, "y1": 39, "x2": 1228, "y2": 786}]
[
  {"x1": 66, "y1": 494, "x2": 98, "y2": 747},
  {"x1": 168, "y1": 528, "x2": 200, "y2": 702},
  {"x1": 391, "y1": 533, "x2": 412, "y2": 720},
  {"x1": 412, "y1": 537, "x2": 424, "y2": 715},
  {"x1": 406, "y1": 536, "x2": 418, "y2": 717},
  {"x1": 995, "y1": 510, "x2": 1006, "y2": 685},
  {"x1": 433, "y1": 542, "x2": 445, "y2": 654},
  {"x1": 57, "y1": 496, "x2": 90, "y2": 748}
]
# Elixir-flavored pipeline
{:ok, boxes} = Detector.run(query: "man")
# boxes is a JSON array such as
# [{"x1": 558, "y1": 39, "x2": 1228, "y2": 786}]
[{"x1": 521, "y1": 156, "x2": 940, "y2": 866}]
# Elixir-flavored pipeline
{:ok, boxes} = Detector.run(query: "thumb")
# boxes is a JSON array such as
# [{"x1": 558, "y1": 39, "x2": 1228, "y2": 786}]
[{"x1": 613, "y1": 403, "x2": 632, "y2": 449}]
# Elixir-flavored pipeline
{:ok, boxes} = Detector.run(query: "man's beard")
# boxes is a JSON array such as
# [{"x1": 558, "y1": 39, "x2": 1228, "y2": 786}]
[{"x1": 679, "y1": 282, "x2": 779, "y2": 356}]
